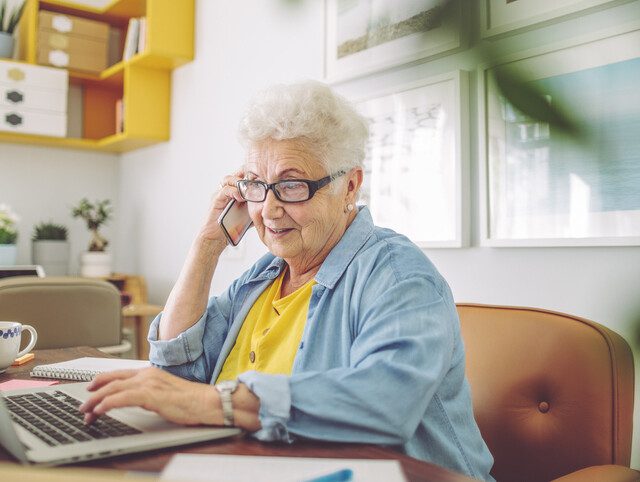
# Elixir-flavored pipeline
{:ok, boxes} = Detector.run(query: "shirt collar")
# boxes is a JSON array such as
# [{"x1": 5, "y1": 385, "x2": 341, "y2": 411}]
[
  {"x1": 315, "y1": 205, "x2": 374, "y2": 289},
  {"x1": 248, "y1": 206, "x2": 375, "y2": 288}
]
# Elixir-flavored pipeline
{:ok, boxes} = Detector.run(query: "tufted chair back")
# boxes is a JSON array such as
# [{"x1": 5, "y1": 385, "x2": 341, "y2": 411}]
[{"x1": 457, "y1": 304, "x2": 635, "y2": 482}]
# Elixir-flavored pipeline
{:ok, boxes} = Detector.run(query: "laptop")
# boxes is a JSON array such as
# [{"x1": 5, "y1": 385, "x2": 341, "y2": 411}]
[
  {"x1": 0, "y1": 265, "x2": 46, "y2": 279},
  {"x1": 0, "y1": 382, "x2": 241, "y2": 465}
]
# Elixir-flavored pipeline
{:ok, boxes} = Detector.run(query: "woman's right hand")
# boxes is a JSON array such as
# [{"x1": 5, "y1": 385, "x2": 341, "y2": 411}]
[{"x1": 199, "y1": 169, "x2": 246, "y2": 243}]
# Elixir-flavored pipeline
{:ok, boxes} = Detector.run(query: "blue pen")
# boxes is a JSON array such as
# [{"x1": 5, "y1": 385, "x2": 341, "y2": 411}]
[{"x1": 303, "y1": 468, "x2": 354, "y2": 482}]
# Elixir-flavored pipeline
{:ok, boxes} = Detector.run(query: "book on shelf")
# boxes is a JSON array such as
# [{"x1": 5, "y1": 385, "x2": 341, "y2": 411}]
[
  {"x1": 115, "y1": 98, "x2": 124, "y2": 134},
  {"x1": 137, "y1": 17, "x2": 147, "y2": 55},
  {"x1": 122, "y1": 17, "x2": 140, "y2": 61},
  {"x1": 30, "y1": 357, "x2": 150, "y2": 382}
]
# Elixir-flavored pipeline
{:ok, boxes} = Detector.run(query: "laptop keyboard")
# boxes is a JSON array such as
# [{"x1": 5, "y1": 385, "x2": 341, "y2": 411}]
[{"x1": 4, "y1": 390, "x2": 141, "y2": 446}]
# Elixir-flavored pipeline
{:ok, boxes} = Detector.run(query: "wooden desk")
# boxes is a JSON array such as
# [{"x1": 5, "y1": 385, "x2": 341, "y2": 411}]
[{"x1": 0, "y1": 348, "x2": 477, "y2": 482}]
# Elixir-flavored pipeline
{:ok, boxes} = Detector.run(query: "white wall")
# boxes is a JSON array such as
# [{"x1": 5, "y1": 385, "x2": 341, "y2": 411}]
[
  {"x1": 2, "y1": 0, "x2": 639, "y2": 469},
  {"x1": 0, "y1": 143, "x2": 118, "y2": 273},
  {"x1": 116, "y1": 0, "x2": 323, "y2": 299}
]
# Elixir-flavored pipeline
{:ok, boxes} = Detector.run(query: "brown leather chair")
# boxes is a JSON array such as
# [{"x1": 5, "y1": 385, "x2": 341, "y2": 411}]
[
  {"x1": 457, "y1": 303, "x2": 637, "y2": 482},
  {"x1": 0, "y1": 276, "x2": 129, "y2": 354}
]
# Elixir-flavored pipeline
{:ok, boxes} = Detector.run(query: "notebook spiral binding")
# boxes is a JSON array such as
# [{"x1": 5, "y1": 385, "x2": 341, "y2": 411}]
[{"x1": 30, "y1": 367, "x2": 101, "y2": 381}]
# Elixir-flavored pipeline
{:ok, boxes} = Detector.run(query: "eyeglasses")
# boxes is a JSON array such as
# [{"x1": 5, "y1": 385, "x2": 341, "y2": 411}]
[{"x1": 236, "y1": 170, "x2": 346, "y2": 203}]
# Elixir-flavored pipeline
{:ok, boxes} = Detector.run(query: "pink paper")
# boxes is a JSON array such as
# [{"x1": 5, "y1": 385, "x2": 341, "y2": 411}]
[{"x1": 0, "y1": 379, "x2": 59, "y2": 391}]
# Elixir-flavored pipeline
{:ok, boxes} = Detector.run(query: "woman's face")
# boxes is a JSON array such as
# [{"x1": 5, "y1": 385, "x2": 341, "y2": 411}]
[{"x1": 244, "y1": 139, "x2": 357, "y2": 272}]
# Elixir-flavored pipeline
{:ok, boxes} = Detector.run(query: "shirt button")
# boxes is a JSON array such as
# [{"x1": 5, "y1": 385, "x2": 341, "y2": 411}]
[{"x1": 249, "y1": 351, "x2": 256, "y2": 363}]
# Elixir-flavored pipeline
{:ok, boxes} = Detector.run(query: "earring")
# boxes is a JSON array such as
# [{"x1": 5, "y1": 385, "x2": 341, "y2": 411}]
[{"x1": 346, "y1": 203, "x2": 354, "y2": 212}]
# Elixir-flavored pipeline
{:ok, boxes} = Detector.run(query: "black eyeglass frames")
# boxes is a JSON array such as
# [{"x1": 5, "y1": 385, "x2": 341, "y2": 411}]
[{"x1": 236, "y1": 170, "x2": 347, "y2": 203}]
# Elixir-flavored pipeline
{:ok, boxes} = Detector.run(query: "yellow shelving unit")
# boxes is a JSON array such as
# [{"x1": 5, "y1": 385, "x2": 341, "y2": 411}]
[{"x1": 2, "y1": 0, "x2": 193, "y2": 153}]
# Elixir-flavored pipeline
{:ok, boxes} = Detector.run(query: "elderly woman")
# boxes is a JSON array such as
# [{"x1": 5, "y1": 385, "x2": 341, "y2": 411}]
[{"x1": 80, "y1": 81, "x2": 493, "y2": 480}]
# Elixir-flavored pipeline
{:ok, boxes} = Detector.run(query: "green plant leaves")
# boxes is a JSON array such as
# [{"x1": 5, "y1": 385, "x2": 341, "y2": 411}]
[
  {"x1": 32, "y1": 221, "x2": 68, "y2": 241},
  {"x1": 0, "y1": 0, "x2": 25, "y2": 35}
]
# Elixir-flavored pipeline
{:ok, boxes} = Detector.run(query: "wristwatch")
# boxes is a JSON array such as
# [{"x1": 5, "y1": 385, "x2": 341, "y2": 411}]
[{"x1": 215, "y1": 379, "x2": 239, "y2": 426}]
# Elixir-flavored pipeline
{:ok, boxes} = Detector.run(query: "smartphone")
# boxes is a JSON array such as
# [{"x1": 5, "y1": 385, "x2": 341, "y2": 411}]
[{"x1": 217, "y1": 199, "x2": 253, "y2": 246}]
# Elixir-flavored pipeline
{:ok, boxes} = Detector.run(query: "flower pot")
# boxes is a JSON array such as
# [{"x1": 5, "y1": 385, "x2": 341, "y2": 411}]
[
  {"x1": 32, "y1": 240, "x2": 70, "y2": 276},
  {"x1": 0, "y1": 32, "x2": 15, "y2": 59},
  {"x1": 79, "y1": 251, "x2": 112, "y2": 277},
  {"x1": 0, "y1": 244, "x2": 17, "y2": 265}
]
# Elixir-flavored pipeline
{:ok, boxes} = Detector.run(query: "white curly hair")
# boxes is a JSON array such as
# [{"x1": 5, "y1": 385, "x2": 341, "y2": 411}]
[{"x1": 238, "y1": 80, "x2": 369, "y2": 174}]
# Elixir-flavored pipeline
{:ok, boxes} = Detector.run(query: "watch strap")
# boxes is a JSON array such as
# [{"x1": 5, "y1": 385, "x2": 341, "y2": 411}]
[
  {"x1": 216, "y1": 380, "x2": 239, "y2": 426},
  {"x1": 219, "y1": 391, "x2": 233, "y2": 426}
]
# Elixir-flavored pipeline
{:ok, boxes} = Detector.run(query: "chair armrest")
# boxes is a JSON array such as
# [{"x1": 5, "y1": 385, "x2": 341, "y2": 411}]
[{"x1": 552, "y1": 465, "x2": 640, "y2": 482}]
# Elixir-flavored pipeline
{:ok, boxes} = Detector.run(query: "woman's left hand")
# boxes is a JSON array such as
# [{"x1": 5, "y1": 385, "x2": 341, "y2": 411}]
[{"x1": 79, "y1": 367, "x2": 221, "y2": 426}]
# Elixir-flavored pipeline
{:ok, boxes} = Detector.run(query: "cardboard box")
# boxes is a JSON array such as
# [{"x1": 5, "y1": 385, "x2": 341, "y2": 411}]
[
  {"x1": 37, "y1": 11, "x2": 109, "y2": 73},
  {"x1": 37, "y1": 44, "x2": 108, "y2": 73},
  {"x1": 38, "y1": 11, "x2": 109, "y2": 41}
]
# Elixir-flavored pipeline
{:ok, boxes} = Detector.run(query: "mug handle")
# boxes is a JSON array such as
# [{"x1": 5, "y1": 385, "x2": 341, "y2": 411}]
[{"x1": 16, "y1": 324, "x2": 38, "y2": 359}]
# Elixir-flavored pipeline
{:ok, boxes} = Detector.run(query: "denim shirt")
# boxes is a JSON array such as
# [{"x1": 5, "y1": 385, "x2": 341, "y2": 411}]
[{"x1": 148, "y1": 207, "x2": 494, "y2": 481}]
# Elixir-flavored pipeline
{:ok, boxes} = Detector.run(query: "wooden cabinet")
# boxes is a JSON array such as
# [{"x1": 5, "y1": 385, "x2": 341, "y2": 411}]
[
  {"x1": 104, "y1": 273, "x2": 163, "y2": 360},
  {"x1": 0, "y1": 0, "x2": 193, "y2": 152}
]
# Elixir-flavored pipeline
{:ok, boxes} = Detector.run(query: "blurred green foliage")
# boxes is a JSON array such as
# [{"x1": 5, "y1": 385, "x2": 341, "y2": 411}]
[
  {"x1": 32, "y1": 221, "x2": 68, "y2": 241},
  {"x1": 287, "y1": 0, "x2": 638, "y2": 345}
]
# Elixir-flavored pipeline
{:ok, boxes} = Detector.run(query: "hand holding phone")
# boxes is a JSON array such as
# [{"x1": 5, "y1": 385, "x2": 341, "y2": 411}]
[{"x1": 217, "y1": 199, "x2": 253, "y2": 246}]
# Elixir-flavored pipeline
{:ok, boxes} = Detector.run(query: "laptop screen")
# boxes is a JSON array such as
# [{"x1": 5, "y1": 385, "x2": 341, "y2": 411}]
[{"x1": 0, "y1": 265, "x2": 45, "y2": 279}]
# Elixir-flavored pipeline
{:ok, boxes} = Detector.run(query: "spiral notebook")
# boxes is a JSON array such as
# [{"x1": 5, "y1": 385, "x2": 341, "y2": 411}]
[{"x1": 30, "y1": 357, "x2": 151, "y2": 381}]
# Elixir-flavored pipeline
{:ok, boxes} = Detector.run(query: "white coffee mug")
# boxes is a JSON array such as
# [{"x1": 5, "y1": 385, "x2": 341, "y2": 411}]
[{"x1": 0, "y1": 322, "x2": 38, "y2": 373}]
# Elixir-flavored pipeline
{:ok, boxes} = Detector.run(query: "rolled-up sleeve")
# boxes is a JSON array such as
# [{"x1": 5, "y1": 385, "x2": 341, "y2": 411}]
[
  {"x1": 237, "y1": 371, "x2": 294, "y2": 442},
  {"x1": 146, "y1": 276, "x2": 243, "y2": 383},
  {"x1": 148, "y1": 311, "x2": 208, "y2": 366}
]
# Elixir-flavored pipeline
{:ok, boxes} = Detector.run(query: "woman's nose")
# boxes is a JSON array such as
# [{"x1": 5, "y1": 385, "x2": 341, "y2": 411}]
[{"x1": 261, "y1": 189, "x2": 284, "y2": 219}]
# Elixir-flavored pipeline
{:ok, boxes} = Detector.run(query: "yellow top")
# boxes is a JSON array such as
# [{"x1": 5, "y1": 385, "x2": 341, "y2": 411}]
[{"x1": 216, "y1": 271, "x2": 315, "y2": 382}]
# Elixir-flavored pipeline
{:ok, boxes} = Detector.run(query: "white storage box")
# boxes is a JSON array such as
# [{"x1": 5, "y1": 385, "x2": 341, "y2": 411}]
[
  {"x1": 0, "y1": 106, "x2": 67, "y2": 137},
  {"x1": 1, "y1": 83, "x2": 68, "y2": 112},
  {"x1": 0, "y1": 60, "x2": 68, "y2": 137}
]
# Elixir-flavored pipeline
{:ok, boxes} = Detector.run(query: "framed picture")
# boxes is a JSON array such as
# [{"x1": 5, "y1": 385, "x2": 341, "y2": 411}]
[
  {"x1": 478, "y1": 24, "x2": 640, "y2": 246},
  {"x1": 355, "y1": 71, "x2": 469, "y2": 248},
  {"x1": 480, "y1": 0, "x2": 635, "y2": 38},
  {"x1": 325, "y1": 0, "x2": 462, "y2": 83}
]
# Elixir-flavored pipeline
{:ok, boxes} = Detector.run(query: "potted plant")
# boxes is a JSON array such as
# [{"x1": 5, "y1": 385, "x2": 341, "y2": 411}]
[
  {"x1": 0, "y1": 0, "x2": 26, "y2": 59},
  {"x1": 72, "y1": 198, "x2": 113, "y2": 277},
  {"x1": 0, "y1": 203, "x2": 19, "y2": 265},
  {"x1": 31, "y1": 221, "x2": 69, "y2": 276}
]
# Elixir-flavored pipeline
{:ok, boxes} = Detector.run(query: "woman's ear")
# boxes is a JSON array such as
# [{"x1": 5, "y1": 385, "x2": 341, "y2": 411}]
[{"x1": 346, "y1": 168, "x2": 363, "y2": 202}]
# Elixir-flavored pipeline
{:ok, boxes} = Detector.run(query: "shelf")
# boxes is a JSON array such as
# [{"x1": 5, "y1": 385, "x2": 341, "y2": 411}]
[
  {"x1": 39, "y1": 0, "x2": 146, "y2": 22},
  {"x1": 31, "y1": 0, "x2": 194, "y2": 66},
  {"x1": 2, "y1": 0, "x2": 193, "y2": 152},
  {"x1": 0, "y1": 130, "x2": 166, "y2": 153}
]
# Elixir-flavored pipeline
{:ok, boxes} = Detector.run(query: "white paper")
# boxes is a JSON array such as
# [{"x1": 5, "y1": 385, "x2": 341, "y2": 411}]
[
  {"x1": 161, "y1": 454, "x2": 407, "y2": 482},
  {"x1": 35, "y1": 357, "x2": 150, "y2": 372}
]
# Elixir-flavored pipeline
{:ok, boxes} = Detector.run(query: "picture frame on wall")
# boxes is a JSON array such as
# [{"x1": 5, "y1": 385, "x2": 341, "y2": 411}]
[
  {"x1": 355, "y1": 71, "x2": 469, "y2": 248},
  {"x1": 325, "y1": 0, "x2": 462, "y2": 83},
  {"x1": 478, "y1": 23, "x2": 640, "y2": 246},
  {"x1": 480, "y1": 0, "x2": 635, "y2": 38}
]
